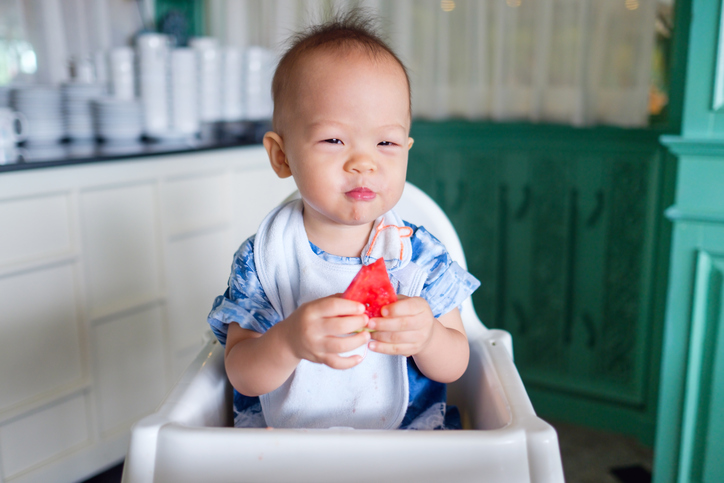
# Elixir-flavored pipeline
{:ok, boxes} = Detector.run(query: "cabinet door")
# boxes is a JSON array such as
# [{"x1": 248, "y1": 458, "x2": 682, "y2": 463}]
[
  {"x1": 655, "y1": 217, "x2": 724, "y2": 483},
  {"x1": 675, "y1": 249, "x2": 724, "y2": 483},
  {"x1": 162, "y1": 173, "x2": 235, "y2": 381},
  {"x1": 512, "y1": 153, "x2": 654, "y2": 406},
  {"x1": 162, "y1": 168, "x2": 297, "y2": 380}
]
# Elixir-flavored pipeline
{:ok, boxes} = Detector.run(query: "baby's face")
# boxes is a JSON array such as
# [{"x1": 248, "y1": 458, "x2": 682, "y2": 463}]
[{"x1": 280, "y1": 49, "x2": 413, "y2": 232}]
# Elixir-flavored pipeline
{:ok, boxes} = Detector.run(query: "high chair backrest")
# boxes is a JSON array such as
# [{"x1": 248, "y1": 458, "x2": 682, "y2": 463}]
[
  {"x1": 394, "y1": 182, "x2": 468, "y2": 271},
  {"x1": 394, "y1": 182, "x2": 486, "y2": 338}
]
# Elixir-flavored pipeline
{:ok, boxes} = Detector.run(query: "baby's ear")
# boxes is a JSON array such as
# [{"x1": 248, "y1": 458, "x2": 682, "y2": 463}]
[{"x1": 263, "y1": 132, "x2": 292, "y2": 178}]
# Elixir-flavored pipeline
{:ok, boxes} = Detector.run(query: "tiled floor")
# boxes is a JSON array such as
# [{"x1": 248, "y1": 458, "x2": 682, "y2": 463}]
[
  {"x1": 551, "y1": 420, "x2": 654, "y2": 483},
  {"x1": 81, "y1": 461, "x2": 123, "y2": 483},
  {"x1": 83, "y1": 421, "x2": 654, "y2": 483}
]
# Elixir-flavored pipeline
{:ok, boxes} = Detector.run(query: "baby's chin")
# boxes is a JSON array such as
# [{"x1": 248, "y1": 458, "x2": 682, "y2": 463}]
[
  {"x1": 337, "y1": 214, "x2": 379, "y2": 227},
  {"x1": 343, "y1": 206, "x2": 390, "y2": 225},
  {"x1": 303, "y1": 198, "x2": 395, "y2": 227}
]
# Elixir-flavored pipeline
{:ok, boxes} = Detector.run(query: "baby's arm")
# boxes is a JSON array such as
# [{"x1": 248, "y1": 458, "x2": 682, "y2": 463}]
[
  {"x1": 224, "y1": 295, "x2": 370, "y2": 397},
  {"x1": 366, "y1": 296, "x2": 469, "y2": 383}
]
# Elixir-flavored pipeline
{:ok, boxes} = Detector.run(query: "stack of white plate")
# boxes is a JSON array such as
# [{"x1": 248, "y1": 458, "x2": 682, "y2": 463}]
[
  {"x1": 243, "y1": 47, "x2": 275, "y2": 121},
  {"x1": 190, "y1": 37, "x2": 221, "y2": 123},
  {"x1": 91, "y1": 98, "x2": 143, "y2": 141},
  {"x1": 68, "y1": 56, "x2": 95, "y2": 84},
  {"x1": 10, "y1": 86, "x2": 65, "y2": 144},
  {"x1": 221, "y1": 47, "x2": 242, "y2": 122},
  {"x1": 109, "y1": 47, "x2": 135, "y2": 100},
  {"x1": 62, "y1": 83, "x2": 106, "y2": 140},
  {"x1": 137, "y1": 33, "x2": 170, "y2": 137},
  {"x1": 169, "y1": 48, "x2": 199, "y2": 136},
  {"x1": 93, "y1": 51, "x2": 109, "y2": 89}
]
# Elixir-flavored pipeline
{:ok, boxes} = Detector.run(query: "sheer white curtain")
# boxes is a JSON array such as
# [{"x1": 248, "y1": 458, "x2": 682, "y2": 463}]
[{"x1": 206, "y1": 0, "x2": 657, "y2": 127}]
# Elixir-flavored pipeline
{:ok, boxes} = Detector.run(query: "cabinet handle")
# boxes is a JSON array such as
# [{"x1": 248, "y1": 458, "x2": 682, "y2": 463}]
[
  {"x1": 563, "y1": 188, "x2": 578, "y2": 345},
  {"x1": 496, "y1": 184, "x2": 508, "y2": 329},
  {"x1": 434, "y1": 180, "x2": 467, "y2": 214},
  {"x1": 586, "y1": 190, "x2": 605, "y2": 227},
  {"x1": 581, "y1": 312, "x2": 597, "y2": 348},
  {"x1": 512, "y1": 300, "x2": 528, "y2": 335},
  {"x1": 514, "y1": 185, "x2": 531, "y2": 220}
]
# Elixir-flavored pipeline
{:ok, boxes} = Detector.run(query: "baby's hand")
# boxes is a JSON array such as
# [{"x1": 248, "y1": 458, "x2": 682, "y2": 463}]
[
  {"x1": 366, "y1": 295, "x2": 435, "y2": 357},
  {"x1": 285, "y1": 294, "x2": 370, "y2": 369}
]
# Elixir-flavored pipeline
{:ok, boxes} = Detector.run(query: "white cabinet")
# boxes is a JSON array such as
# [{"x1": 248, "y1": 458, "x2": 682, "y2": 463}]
[{"x1": 0, "y1": 147, "x2": 296, "y2": 483}]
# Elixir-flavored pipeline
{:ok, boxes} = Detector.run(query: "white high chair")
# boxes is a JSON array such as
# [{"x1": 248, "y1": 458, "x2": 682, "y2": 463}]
[{"x1": 122, "y1": 182, "x2": 565, "y2": 483}]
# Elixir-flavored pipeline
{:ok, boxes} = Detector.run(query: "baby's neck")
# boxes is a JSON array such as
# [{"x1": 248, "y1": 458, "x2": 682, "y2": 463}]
[{"x1": 304, "y1": 220, "x2": 373, "y2": 258}]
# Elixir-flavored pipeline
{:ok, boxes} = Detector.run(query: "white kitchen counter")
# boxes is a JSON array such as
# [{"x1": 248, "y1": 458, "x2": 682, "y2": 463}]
[{"x1": 0, "y1": 145, "x2": 295, "y2": 483}]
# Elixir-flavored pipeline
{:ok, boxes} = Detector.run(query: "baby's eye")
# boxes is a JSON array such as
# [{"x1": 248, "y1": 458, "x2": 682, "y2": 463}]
[
  {"x1": 324, "y1": 138, "x2": 343, "y2": 144},
  {"x1": 378, "y1": 141, "x2": 396, "y2": 146}
]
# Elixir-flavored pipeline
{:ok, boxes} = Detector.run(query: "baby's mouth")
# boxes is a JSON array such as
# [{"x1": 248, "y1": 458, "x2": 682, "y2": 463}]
[{"x1": 345, "y1": 187, "x2": 376, "y2": 201}]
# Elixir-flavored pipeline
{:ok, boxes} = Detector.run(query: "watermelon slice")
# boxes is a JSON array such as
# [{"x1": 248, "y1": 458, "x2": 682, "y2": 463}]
[{"x1": 342, "y1": 258, "x2": 397, "y2": 318}]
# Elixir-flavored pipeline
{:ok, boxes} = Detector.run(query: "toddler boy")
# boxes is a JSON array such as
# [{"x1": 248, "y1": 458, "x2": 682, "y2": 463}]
[{"x1": 208, "y1": 10, "x2": 480, "y2": 430}]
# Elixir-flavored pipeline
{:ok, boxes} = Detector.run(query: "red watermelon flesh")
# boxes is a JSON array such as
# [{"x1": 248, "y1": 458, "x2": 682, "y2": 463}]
[{"x1": 343, "y1": 258, "x2": 397, "y2": 318}]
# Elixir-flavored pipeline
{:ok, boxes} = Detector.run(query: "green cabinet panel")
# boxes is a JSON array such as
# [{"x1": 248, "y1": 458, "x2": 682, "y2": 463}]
[
  {"x1": 407, "y1": 121, "x2": 674, "y2": 444},
  {"x1": 654, "y1": 211, "x2": 724, "y2": 483},
  {"x1": 674, "y1": 155, "x2": 724, "y2": 212},
  {"x1": 681, "y1": 0, "x2": 724, "y2": 137},
  {"x1": 654, "y1": 0, "x2": 724, "y2": 481},
  {"x1": 679, "y1": 250, "x2": 724, "y2": 483}
]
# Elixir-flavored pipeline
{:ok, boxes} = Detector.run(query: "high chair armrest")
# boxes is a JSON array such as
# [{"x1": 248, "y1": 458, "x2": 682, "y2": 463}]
[
  {"x1": 123, "y1": 337, "x2": 229, "y2": 483},
  {"x1": 471, "y1": 329, "x2": 563, "y2": 482}
]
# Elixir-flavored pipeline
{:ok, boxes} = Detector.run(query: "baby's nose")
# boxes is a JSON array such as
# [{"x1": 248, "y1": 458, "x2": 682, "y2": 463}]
[{"x1": 345, "y1": 153, "x2": 376, "y2": 173}]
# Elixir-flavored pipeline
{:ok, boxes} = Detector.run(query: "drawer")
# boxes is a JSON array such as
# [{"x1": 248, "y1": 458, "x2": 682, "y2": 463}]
[
  {"x1": 163, "y1": 173, "x2": 232, "y2": 236},
  {"x1": 0, "y1": 263, "x2": 83, "y2": 412},
  {"x1": 0, "y1": 394, "x2": 90, "y2": 479},
  {"x1": 0, "y1": 193, "x2": 72, "y2": 267}
]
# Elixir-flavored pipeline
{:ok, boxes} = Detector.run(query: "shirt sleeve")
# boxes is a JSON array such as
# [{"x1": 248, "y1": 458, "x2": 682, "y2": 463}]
[
  {"x1": 207, "y1": 235, "x2": 281, "y2": 346},
  {"x1": 407, "y1": 223, "x2": 481, "y2": 319}
]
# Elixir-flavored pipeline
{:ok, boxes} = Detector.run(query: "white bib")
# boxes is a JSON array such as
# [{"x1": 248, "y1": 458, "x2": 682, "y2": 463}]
[{"x1": 254, "y1": 200, "x2": 426, "y2": 429}]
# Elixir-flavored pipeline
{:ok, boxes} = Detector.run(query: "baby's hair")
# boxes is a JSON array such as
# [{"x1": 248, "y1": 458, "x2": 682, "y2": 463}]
[{"x1": 271, "y1": 8, "x2": 411, "y2": 132}]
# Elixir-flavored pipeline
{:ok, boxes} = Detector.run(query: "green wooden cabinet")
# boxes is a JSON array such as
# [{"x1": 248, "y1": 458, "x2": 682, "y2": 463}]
[
  {"x1": 653, "y1": 0, "x2": 724, "y2": 481},
  {"x1": 655, "y1": 141, "x2": 724, "y2": 483},
  {"x1": 407, "y1": 121, "x2": 675, "y2": 445}
]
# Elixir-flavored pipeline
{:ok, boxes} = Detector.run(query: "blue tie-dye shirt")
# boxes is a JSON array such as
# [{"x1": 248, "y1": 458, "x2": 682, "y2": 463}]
[{"x1": 208, "y1": 222, "x2": 480, "y2": 429}]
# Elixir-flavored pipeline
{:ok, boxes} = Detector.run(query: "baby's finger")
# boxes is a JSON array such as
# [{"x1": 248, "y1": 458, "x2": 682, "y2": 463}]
[
  {"x1": 366, "y1": 314, "x2": 420, "y2": 332},
  {"x1": 323, "y1": 330, "x2": 370, "y2": 354},
  {"x1": 316, "y1": 295, "x2": 366, "y2": 317},
  {"x1": 379, "y1": 297, "x2": 422, "y2": 318},
  {"x1": 367, "y1": 340, "x2": 415, "y2": 357},
  {"x1": 369, "y1": 329, "x2": 422, "y2": 345},
  {"x1": 325, "y1": 314, "x2": 369, "y2": 335},
  {"x1": 321, "y1": 353, "x2": 365, "y2": 370}
]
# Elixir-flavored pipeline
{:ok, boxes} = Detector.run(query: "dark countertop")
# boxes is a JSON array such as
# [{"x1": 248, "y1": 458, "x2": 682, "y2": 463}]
[{"x1": 0, "y1": 121, "x2": 269, "y2": 174}]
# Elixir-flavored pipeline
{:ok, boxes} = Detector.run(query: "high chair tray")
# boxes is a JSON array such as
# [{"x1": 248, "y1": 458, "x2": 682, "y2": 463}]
[{"x1": 122, "y1": 329, "x2": 564, "y2": 483}]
